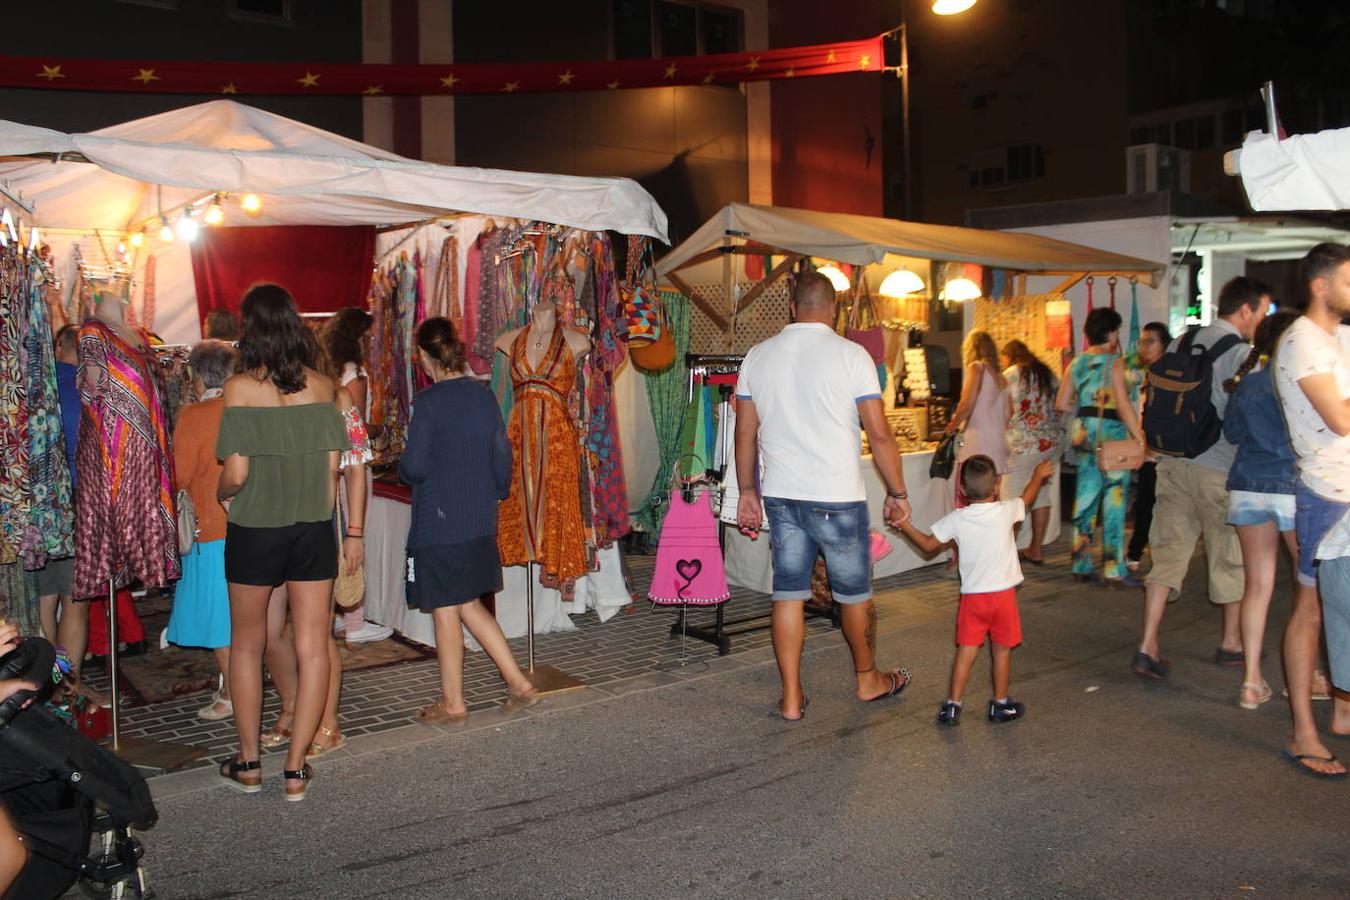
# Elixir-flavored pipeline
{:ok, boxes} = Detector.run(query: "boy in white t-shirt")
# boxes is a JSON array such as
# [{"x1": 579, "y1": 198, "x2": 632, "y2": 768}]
[{"x1": 898, "y1": 455, "x2": 1055, "y2": 726}]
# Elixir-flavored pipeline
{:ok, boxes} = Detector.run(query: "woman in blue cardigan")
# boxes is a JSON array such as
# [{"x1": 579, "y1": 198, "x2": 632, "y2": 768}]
[{"x1": 401, "y1": 317, "x2": 539, "y2": 723}]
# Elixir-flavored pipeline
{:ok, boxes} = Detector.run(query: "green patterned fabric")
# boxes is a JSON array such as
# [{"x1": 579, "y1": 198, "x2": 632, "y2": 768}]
[{"x1": 633, "y1": 291, "x2": 691, "y2": 535}]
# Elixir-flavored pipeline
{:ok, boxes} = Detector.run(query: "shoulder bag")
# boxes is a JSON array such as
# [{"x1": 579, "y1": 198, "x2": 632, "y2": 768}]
[
  {"x1": 1094, "y1": 388, "x2": 1144, "y2": 472},
  {"x1": 176, "y1": 489, "x2": 198, "y2": 556}
]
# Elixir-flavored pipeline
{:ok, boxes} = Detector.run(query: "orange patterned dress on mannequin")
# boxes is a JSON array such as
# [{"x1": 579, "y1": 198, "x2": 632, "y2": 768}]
[{"x1": 498, "y1": 324, "x2": 588, "y2": 580}]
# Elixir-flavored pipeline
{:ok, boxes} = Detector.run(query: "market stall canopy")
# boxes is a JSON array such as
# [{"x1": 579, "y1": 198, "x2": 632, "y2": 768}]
[
  {"x1": 656, "y1": 202, "x2": 1163, "y2": 286},
  {"x1": 1229, "y1": 127, "x2": 1350, "y2": 212},
  {"x1": 0, "y1": 100, "x2": 668, "y2": 240}
]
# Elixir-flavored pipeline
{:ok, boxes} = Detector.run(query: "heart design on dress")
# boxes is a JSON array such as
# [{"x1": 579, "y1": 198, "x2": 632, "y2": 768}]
[{"x1": 676, "y1": 559, "x2": 703, "y2": 581}]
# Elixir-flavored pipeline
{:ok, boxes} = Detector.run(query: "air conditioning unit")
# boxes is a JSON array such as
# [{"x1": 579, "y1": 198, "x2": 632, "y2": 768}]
[{"x1": 1126, "y1": 144, "x2": 1191, "y2": 194}]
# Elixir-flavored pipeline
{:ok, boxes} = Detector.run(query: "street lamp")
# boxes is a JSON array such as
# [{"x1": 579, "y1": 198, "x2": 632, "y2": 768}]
[{"x1": 894, "y1": 0, "x2": 977, "y2": 220}]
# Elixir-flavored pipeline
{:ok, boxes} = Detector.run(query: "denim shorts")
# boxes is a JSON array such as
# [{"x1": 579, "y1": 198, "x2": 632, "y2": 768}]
[
  {"x1": 1227, "y1": 490, "x2": 1296, "y2": 532},
  {"x1": 763, "y1": 497, "x2": 871, "y2": 604},
  {"x1": 1315, "y1": 556, "x2": 1350, "y2": 692},
  {"x1": 1294, "y1": 482, "x2": 1350, "y2": 587}
]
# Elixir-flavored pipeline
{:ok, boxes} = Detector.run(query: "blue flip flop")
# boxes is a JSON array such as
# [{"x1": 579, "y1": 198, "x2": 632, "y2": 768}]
[{"x1": 1281, "y1": 748, "x2": 1348, "y2": 779}]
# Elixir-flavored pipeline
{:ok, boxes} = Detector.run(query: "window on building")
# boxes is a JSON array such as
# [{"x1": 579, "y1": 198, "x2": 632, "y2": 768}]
[
  {"x1": 1174, "y1": 118, "x2": 1195, "y2": 149},
  {"x1": 1006, "y1": 143, "x2": 1045, "y2": 182},
  {"x1": 1129, "y1": 126, "x2": 1150, "y2": 145},
  {"x1": 1194, "y1": 115, "x2": 1215, "y2": 149},
  {"x1": 613, "y1": 1, "x2": 744, "y2": 60},
  {"x1": 228, "y1": 0, "x2": 291, "y2": 25}
]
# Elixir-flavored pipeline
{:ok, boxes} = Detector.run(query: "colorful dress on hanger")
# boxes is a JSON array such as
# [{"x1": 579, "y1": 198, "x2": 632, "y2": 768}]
[
  {"x1": 648, "y1": 489, "x2": 729, "y2": 605},
  {"x1": 497, "y1": 324, "x2": 588, "y2": 581},
  {"x1": 73, "y1": 319, "x2": 180, "y2": 598}
]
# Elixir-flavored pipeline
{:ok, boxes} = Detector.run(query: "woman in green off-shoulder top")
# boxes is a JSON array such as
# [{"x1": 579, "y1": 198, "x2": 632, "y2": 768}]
[{"x1": 214, "y1": 284, "x2": 364, "y2": 802}]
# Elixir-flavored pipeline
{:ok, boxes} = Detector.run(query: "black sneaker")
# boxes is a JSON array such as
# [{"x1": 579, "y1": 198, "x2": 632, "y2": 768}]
[
  {"x1": 937, "y1": 700, "x2": 962, "y2": 727},
  {"x1": 987, "y1": 698, "x2": 1025, "y2": 723}
]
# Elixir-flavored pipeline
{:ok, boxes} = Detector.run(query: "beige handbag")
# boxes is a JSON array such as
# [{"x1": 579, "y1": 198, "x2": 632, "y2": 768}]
[
  {"x1": 333, "y1": 520, "x2": 365, "y2": 610},
  {"x1": 1093, "y1": 389, "x2": 1144, "y2": 472},
  {"x1": 176, "y1": 489, "x2": 198, "y2": 556}
]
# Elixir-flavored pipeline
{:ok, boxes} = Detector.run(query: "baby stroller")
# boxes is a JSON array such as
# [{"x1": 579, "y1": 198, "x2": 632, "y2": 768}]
[{"x1": 0, "y1": 637, "x2": 158, "y2": 899}]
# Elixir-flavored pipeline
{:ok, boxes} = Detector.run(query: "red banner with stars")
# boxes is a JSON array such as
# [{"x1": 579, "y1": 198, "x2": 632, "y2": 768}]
[{"x1": 6, "y1": 36, "x2": 884, "y2": 97}]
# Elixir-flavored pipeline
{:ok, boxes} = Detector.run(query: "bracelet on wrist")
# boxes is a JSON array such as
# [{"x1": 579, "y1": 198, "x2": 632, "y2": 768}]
[
  {"x1": 346, "y1": 535, "x2": 363, "y2": 540},
  {"x1": 886, "y1": 490, "x2": 908, "y2": 500}
]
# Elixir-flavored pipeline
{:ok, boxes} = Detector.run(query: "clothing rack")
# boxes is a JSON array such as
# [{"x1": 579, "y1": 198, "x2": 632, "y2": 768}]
[{"x1": 670, "y1": 355, "x2": 840, "y2": 655}]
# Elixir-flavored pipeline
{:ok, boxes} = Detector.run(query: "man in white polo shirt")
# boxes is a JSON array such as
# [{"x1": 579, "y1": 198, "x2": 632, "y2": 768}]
[{"x1": 734, "y1": 271, "x2": 912, "y2": 721}]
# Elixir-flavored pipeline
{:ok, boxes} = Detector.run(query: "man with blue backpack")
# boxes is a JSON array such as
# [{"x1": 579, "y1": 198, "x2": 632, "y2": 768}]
[{"x1": 1133, "y1": 277, "x2": 1272, "y2": 679}]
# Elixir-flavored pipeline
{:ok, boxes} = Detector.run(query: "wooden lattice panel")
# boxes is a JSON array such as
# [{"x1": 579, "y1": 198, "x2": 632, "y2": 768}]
[
  {"x1": 688, "y1": 278, "x2": 793, "y2": 355},
  {"x1": 973, "y1": 292, "x2": 1061, "y2": 374}
]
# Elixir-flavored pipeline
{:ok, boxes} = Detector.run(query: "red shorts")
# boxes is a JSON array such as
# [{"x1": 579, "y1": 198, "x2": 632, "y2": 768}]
[{"x1": 956, "y1": 587, "x2": 1022, "y2": 647}]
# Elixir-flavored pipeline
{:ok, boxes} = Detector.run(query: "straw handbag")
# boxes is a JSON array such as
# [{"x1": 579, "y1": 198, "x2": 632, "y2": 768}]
[{"x1": 334, "y1": 522, "x2": 365, "y2": 610}]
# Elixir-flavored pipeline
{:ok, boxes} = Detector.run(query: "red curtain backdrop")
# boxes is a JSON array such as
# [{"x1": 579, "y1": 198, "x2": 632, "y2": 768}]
[{"x1": 189, "y1": 226, "x2": 375, "y2": 326}]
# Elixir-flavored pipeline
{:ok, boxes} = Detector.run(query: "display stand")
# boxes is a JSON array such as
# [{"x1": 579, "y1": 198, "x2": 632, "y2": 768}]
[
  {"x1": 522, "y1": 563, "x2": 585, "y2": 695},
  {"x1": 101, "y1": 579, "x2": 205, "y2": 773}
]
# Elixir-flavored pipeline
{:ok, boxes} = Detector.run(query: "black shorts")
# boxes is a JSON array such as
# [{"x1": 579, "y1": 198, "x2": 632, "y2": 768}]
[{"x1": 225, "y1": 520, "x2": 337, "y2": 587}]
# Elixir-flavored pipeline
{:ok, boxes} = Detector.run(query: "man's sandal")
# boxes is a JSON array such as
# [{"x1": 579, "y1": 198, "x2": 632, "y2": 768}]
[
  {"x1": 306, "y1": 725, "x2": 345, "y2": 759},
  {"x1": 219, "y1": 758, "x2": 262, "y2": 794},
  {"x1": 284, "y1": 763, "x2": 315, "y2": 801},
  {"x1": 859, "y1": 667, "x2": 912, "y2": 702}
]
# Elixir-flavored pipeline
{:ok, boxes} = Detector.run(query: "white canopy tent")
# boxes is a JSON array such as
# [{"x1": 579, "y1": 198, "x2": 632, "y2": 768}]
[
  {"x1": 0, "y1": 100, "x2": 668, "y2": 344},
  {"x1": 1230, "y1": 126, "x2": 1350, "y2": 212},
  {"x1": 657, "y1": 202, "x2": 1164, "y2": 284}
]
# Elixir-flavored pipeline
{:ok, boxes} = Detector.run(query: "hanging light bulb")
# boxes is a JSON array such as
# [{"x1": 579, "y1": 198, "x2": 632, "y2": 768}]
[
  {"x1": 175, "y1": 212, "x2": 200, "y2": 242},
  {"x1": 816, "y1": 265, "x2": 851, "y2": 292},
  {"x1": 204, "y1": 197, "x2": 225, "y2": 226},
  {"x1": 240, "y1": 193, "x2": 263, "y2": 216},
  {"x1": 158, "y1": 219, "x2": 175, "y2": 242},
  {"x1": 879, "y1": 268, "x2": 926, "y2": 297},
  {"x1": 129, "y1": 230, "x2": 144, "y2": 248},
  {"x1": 940, "y1": 276, "x2": 982, "y2": 302},
  {"x1": 932, "y1": 0, "x2": 977, "y2": 14},
  {"x1": 117, "y1": 241, "x2": 127, "y2": 255}
]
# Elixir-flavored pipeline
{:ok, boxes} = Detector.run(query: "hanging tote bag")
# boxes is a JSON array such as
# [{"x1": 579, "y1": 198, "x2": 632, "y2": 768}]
[
  {"x1": 845, "y1": 278, "x2": 886, "y2": 364},
  {"x1": 175, "y1": 489, "x2": 198, "y2": 556},
  {"x1": 631, "y1": 291, "x2": 677, "y2": 372},
  {"x1": 623, "y1": 284, "x2": 663, "y2": 346}
]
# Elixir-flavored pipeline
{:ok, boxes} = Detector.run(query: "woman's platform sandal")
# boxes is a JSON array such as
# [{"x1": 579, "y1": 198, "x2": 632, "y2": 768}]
[
  {"x1": 219, "y1": 758, "x2": 262, "y2": 794},
  {"x1": 284, "y1": 763, "x2": 314, "y2": 802}
]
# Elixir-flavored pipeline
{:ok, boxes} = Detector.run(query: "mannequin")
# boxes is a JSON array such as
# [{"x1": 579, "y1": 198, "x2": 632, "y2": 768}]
[
  {"x1": 494, "y1": 300, "x2": 591, "y2": 364},
  {"x1": 495, "y1": 301, "x2": 590, "y2": 581},
  {"x1": 73, "y1": 289, "x2": 179, "y2": 607}
]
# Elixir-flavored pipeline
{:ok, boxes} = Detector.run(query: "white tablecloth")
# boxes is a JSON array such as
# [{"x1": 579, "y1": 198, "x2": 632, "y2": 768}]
[
  {"x1": 363, "y1": 495, "x2": 632, "y2": 648},
  {"x1": 723, "y1": 452, "x2": 1061, "y2": 593}
]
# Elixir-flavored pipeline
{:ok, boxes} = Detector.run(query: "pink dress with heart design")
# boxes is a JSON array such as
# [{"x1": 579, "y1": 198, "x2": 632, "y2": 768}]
[{"x1": 649, "y1": 489, "x2": 730, "y2": 605}]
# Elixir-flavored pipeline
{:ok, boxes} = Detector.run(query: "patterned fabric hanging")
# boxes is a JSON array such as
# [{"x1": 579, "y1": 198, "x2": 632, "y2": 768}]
[
  {"x1": 581, "y1": 232, "x2": 630, "y2": 545},
  {"x1": 1082, "y1": 276, "x2": 1095, "y2": 351},
  {"x1": 634, "y1": 291, "x2": 691, "y2": 536},
  {"x1": 1127, "y1": 278, "x2": 1141, "y2": 352},
  {"x1": 0, "y1": 252, "x2": 32, "y2": 566},
  {"x1": 20, "y1": 262, "x2": 74, "y2": 569}
]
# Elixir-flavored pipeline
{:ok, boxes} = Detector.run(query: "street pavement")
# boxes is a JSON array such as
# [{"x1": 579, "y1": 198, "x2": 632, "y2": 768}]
[{"x1": 135, "y1": 543, "x2": 1350, "y2": 899}]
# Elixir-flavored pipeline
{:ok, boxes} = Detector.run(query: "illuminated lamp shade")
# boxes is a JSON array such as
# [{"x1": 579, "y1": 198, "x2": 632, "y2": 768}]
[
  {"x1": 240, "y1": 193, "x2": 263, "y2": 216},
  {"x1": 158, "y1": 219, "x2": 174, "y2": 243},
  {"x1": 204, "y1": 200, "x2": 225, "y2": 226},
  {"x1": 932, "y1": 0, "x2": 977, "y2": 14},
  {"x1": 879, "y1": 268, "x2": 926, "y2": 297},
  {"x1": 940, "y1": 276, "x2": 982, "y2": 302},
  {"x1": 175, "y1": 214, "x2": 200, "y2": 242},
  {"x1": 816, "y1": 265, "x2": 851, "y2": 292}
]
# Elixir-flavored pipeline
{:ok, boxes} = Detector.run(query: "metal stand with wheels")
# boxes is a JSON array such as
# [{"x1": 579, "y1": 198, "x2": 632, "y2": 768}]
[
  {"x1": 102, "y1": 579, "x2": 205, "y2": 774},
  {"x1": 522, "y1": 563, "x2": 585, "y2": 695}
]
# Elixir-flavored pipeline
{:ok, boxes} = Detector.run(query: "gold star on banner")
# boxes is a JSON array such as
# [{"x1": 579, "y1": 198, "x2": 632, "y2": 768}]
[
  {"x1": 440, "y1": 72, "x2": 460, "y2": 88},
  {"x1": 859, "y1": 54, "x2": 871, "y2": 69},
  {"x1": 785, "y1": 66, "x2": 795, "y2": 78},
  {"x1": 298, "y1": 72, "x2": 320, "y2": 88},
  {"x1": 132, "y1": 68, "x2": 160, "y2": 85},
  {"x1": 363, "y1": 85, "x2": 383, "y2": 95},
  {"x1": 502, "y1": 80, "x2": 520, "y2": 93},
  {"x1": 702, "y1": 72, "x2": 715, "y2": 85},
  {"x1": 664, "y1": 63, "x2": 678, "y2": 78},
  {"x1": 747, "y1": 56, "x2": 760, "y2": 72},
  {"x1": 558, "y1": 70, "x2": 575, "y2": 85},
  {"x1": 36, "y1": 64, "x2": 65, "y2": 81},
  {"x1": 606, "y1": 79, "x2": 621, "y2": 90},
  {"x1": 827, "y1": 50, "x2": 837, "y2": 63},
  {"x1": 221, "y1": 83, "x2": 238, "y2": 94}
]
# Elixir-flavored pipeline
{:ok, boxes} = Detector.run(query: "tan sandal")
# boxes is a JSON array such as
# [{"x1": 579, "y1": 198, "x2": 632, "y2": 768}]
[
  {"x1": 413, "y1": 700, "x2": 469, "y2": 725},
  {"x1": 259, "y1": 711, "x2": 293, "y2": 750},
  {"x1": 503, "y1": 687, "x2": 541, "y2": 714},
  {"x1": 306, "y1": 725, "x2": 346, "y2": 759},
  {"x1": 1239, "y1": 681, "x2": 1273, "y2": 710}
]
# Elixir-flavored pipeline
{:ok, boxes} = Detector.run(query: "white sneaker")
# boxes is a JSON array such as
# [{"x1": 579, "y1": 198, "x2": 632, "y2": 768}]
[
  {"x1": 343, "y1": 620, "x2": 393, "y2": 644},
  {"x1": 333, "y1": 614, "x2": 346, "y2": 635}
]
